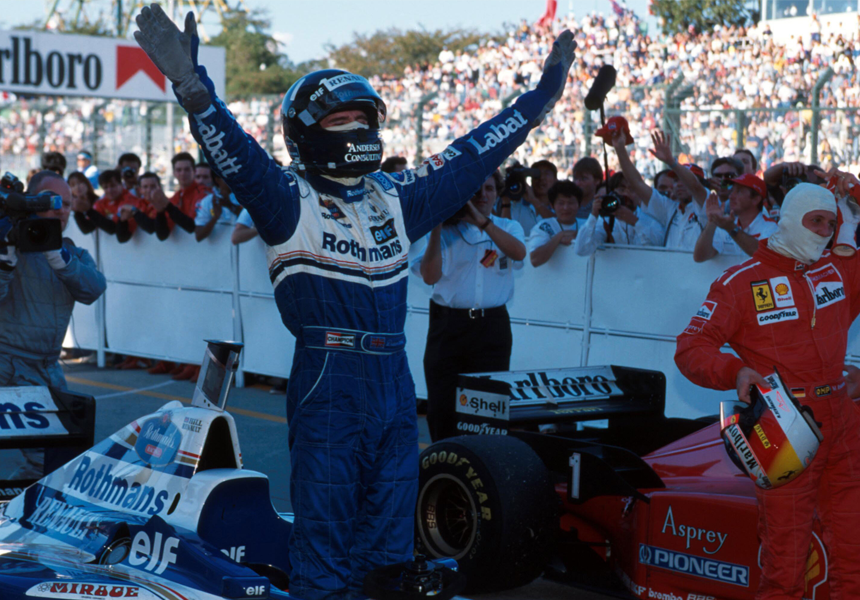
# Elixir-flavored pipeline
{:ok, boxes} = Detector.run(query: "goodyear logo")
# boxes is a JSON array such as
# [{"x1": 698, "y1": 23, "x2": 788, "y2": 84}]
[
  {"x1": 639, "y1": 544, "x2": 749, "y2": 587},
  {"x1": 753, "y1": 424, "x2": 771, "y2": 448},
  {"x1": 751, "y1": 281, "x2": 775, "y2": 312}
]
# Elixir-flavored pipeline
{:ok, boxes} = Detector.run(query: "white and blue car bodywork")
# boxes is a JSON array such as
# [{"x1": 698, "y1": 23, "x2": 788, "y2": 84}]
[{"x1": 0, "y1": 392, "x2": 294, "y2": 600}]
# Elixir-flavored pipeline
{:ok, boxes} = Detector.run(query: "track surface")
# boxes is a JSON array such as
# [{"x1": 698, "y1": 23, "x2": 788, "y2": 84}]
[{"x1": 60, "y1": 360, "x2": 616, "y2": 600}]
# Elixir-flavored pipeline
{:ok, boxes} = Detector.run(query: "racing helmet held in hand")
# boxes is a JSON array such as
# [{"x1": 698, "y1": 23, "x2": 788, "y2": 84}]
[
  {"x1": 281, "y1": 70, "x2": 387, "y2": 178},
  {"x1": 719, "y1": 370, "x2": 823, "y2": 490}
]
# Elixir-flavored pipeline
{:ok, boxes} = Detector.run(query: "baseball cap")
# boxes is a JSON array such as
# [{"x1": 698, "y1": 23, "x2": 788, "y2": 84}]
[
  {"x1": 731, "y1": 173, "x2": 767, "y2": 198},
  {"x1": 683, "y1": 163, "x2": 705, "y2": 179},
  {"x1": 77, "y1": 151, "x2": 93, "y2": 160},
  {"x1": 595, "y1": 116, "x2": 634, "y2": 145}
]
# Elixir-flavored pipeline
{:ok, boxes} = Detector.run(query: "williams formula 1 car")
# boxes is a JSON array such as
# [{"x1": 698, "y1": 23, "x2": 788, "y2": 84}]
[
  {"x1": 415, "y1": 365, "x2": 831, "y2": 599},
  {"x1": 0, "y1": 341, "x2": 462, "y2": 600}
]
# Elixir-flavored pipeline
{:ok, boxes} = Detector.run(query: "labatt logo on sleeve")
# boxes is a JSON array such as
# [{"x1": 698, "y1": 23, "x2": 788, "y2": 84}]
[
  {"x1": 466, "y1": 110, "x2": 528, "y2": 154},
  {"x1": 807, "y1": 264, "x2": 845, "y2": 309}
]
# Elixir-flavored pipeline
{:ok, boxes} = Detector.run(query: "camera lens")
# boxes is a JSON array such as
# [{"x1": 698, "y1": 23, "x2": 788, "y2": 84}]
[{"x1": 24, "y1": 221, "x2": 50, "y2": 246}]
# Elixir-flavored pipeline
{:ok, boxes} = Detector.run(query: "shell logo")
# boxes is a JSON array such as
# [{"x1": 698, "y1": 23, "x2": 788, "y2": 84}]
[
  {"x1": 776, "y1": 283, "x2": 789, "y2": 296},
  {"x1": 459, "y1": 394, "x2": 468, "y2": 406},
  {"x1": 804, "y1": 533, "x2": 828, "y2": 598}
]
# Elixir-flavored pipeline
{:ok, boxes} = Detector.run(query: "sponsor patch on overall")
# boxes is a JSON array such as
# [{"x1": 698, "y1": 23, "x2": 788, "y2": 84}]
[
  {"x1": 325, "y1": 332, "x2": 355, "y2": 348},
  {"x1": 807, "y1": 264, "x2": 845, "y2": 309},
  {"x1": 757, "y1": 307, "x2": 799, "y2": 326},
  {"x1": 694, "y1": 300, "x2": 717, "y2": 321},
  {"x1": 480, "y1": 249, "x2": 498, "y2": 268},
  {"x1": 769, "y1": 276, "x2": 795, "y2": 308},
  {"x1": 751, "y1": 281, "x2": 775, "y2": 312},
  {"x1": 791, "y1": 387, "x2": 807, "y2": 398},
  {"x1": 370, "y1": 219, "x2": 398, "y2": 245},
  {"x1": 319, "y1": 197, "x2": 346, "y2": 220},
  {"x1": 815, "y1": 385, "x2": 832, "y2": 397},
  {"x1": 422, "y1": 153, "x2": 445, "y2": 170}
]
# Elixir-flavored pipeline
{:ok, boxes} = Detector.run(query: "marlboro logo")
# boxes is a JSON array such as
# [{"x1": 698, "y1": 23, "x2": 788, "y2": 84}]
[{"x1": 116, "y1": 45, "x2": 165, "y2": 91}]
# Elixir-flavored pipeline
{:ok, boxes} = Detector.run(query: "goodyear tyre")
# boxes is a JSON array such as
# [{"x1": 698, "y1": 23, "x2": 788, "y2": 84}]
[{"x1": 416, "y1": 435, "x2": 557, "y2": 592}]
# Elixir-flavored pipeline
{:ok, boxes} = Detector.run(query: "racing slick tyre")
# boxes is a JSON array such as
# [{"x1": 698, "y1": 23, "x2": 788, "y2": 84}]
[{"x1": 416, "y1": 435, "x2": 557, "y2": 593}]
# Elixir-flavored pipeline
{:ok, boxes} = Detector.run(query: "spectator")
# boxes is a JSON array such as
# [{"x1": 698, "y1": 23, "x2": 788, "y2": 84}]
[
  {"x1": 709, "y1": 157, "x2": 743, "y2": 205},
  {"x1": 733, "y1": 149, "x2": 758, "y2": 175},
  {"x1": 41, "y1": 151, "x2": 66, "y2": 176},
  {"x1": 0, "y1": 171, "x2": 106, "y2": 475},
  {"x1": 76, "y1": 151, "x2": 99, "y2": 189},
  {"x1": 194, "y1": 162, "x2": 214, "y2": 188},
  {"x1": 118, "y1": 153, "x2": 142, "y2": 197},
  {"x1": 574, "y1": 172, "x2": 664, "y2": 256},
  {"x1": 195, "y1": 174, "x2": 241, "y2": 242},
  {"x1": 148, "y1": 152, "x2": 210, "y2": 242},
  {"x1": 653, "y1": 169, "x2": 677, "y2": 198},
  {"x1": 613, "y1": 129, "x2": 709, "y2": 251},
  {"x1": 68, "y1": 172, "x2": 99, "y2": 227},
  {"x1": 573, "y1": 157, "x2": 604, "y2": 219},
  {"x1": 498, "y1": 161, "x2": 556, "y2": 233},
  {"x1": 380, "y1": 156, "x2": 408, "y2": 173},
  {"x1": 693, "y1": 174, "x2": 777, "y2": 262},
  {"x1": 231, "y1": 209, "x2": 258, "y2": 245},
  {"x1": 528, "y1": 180, "x2": 584, "y2": 266},
  {"x1": 413, "y1": 172, "x2": 526, "y2": 441},
  {"x1": 75, "y1": 170, "x2": 143, "y2": 242}
]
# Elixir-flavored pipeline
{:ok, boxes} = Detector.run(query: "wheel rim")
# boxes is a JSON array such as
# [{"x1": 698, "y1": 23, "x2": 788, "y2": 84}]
[{"x1": 417, "y1": 473, "x2": 478, "y2": 560}]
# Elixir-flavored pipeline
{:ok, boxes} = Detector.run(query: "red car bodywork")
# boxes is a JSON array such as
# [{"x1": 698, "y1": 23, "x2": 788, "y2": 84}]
[{"x1": 558, "y1": 422, "x2": 830, "y2": 600}]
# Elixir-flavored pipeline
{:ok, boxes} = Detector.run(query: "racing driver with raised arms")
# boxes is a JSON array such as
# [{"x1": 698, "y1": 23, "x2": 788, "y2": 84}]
[
  {"x1": 676, "y1": 172, "x2": 860, "y2": 599},
  {"x1": 134, "y1": 5, "x2": 576, "y2": 599}
]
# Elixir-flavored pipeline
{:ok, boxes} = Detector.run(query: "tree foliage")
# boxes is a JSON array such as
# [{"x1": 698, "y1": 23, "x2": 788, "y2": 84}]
[
  {"x1": 325, "y1": 27, "x2": 490, "y2": 78},
  {"x1": 208, "y1": 11, "x2": 304, "y2": 96},
  {"x1": 652, "y1": 0, "x2": 751, "y2": 35}
]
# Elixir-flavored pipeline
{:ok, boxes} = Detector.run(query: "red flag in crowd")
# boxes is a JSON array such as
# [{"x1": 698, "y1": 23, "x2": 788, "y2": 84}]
[
  {"x1": 609, "y1": 0, "x2": 625, "y2": 17},
  {"x1": 536, "y1": 0, "x2": 557, "y2": 28}
]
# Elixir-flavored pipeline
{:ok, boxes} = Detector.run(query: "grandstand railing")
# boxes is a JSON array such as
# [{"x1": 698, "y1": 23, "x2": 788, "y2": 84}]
[{"x1": 62, "y1": 220, "x2": 860, "y2": 419}]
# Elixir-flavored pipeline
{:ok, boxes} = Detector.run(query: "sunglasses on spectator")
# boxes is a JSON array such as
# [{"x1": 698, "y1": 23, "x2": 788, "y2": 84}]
[{"x1": 713, "y1": 171, "x2": 737, "y2": 179}]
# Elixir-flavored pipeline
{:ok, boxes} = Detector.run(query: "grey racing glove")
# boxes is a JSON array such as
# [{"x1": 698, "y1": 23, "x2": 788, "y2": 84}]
[
  {"x1": 134, "y1": 4, "x2": 210, "y2": 113},
  {"x1": 533, "y1": 30, "x2": 577, "y2": 127}
]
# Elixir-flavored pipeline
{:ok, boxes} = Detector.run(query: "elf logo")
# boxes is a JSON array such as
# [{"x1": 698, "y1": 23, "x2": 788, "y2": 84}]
[
  {"x1": 370, "y1": 219, "x2": 398, "y2": 245},
  {"x1": 129, "y1": 530, "x2": 179, "y2": 575}
]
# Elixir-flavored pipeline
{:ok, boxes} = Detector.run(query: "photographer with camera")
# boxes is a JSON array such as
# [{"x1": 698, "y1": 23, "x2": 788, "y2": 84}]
[
  {"x1": 497, "y1": 160, "x2": 555, "y2": 233},
  {"x1": 0, "y1": 170, "x2": 106, "y2": 387},
  {"x1": 414, "y1": 172, "x2": 526, "y2": 441},
  {"x1": 574, "y1": 172, "x2": 663, "y2": 256},
  {"x1": 118, "y1": 153, "x2": 143, "y2": 197}
]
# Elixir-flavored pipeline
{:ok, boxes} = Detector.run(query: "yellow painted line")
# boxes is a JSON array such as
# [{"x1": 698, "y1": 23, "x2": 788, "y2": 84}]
[{"x1": 65, "y1": 376, "x2": 287, "y2": 424}]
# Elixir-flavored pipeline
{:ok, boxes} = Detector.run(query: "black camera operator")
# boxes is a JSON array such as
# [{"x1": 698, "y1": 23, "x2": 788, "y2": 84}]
[
  {"x1": 0, "y1": 171, "x2": 106, "y2": 389},
  {"x1": 497, "y1": 160, "x2": 556, "y2": 232},
  {"x1": 413, "y1": 172, "x2": 526, "y2": 441}
]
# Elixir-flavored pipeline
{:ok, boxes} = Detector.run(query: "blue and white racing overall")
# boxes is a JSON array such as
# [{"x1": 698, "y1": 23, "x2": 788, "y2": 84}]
[{"x1": 182, "y1": 64, "x2": 561, "y2": 599}]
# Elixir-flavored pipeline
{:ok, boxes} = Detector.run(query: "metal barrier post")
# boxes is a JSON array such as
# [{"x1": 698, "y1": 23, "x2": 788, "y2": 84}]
[
  {"x1": 583, "y1": 110, "x2": 593, "y2": 159},
  {"x1": 231, "y1": 243, "x2": 245, "y2": 388},
  {"x1": 94, "y1": 231, "x2": 106, "y2": 368},
  {"x1": 267, "y1": 98, "x2": 277, "y2": 155},
  {"x1": 414, "y1": 92, "x2": 438, "y2": 164},
  {"x1": 580, "y1": 252, "x2": 596, "y2": 367},
  {"x1": 144, "y1": 102, "x2": 152, "y2": 170},
  {"x1": 662, "y1": 76, "x2": 682, "y2": 135},
  {"x1": 735, "y1": 108, "x2": 746, "y2": 150},
  {"x1": 811, "y1": 67, "x2": 834, "y2": 166}
]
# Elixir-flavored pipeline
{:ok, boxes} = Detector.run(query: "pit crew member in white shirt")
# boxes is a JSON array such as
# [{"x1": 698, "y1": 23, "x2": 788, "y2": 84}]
[
  {"x1": 612, "y1": 127, "x2": 709, "y2": 251},
  {"x1": 693, "y1": 173, "x2": 778, "y2": 262},
  {"x1": 413, "y1": 172, "x2": 526, "y2": 441}
]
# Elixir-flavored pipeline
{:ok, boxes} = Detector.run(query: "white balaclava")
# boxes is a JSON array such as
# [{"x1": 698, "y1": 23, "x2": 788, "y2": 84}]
[{"x1": 768, "y1": 183, "x2": 836, "y2": 264}]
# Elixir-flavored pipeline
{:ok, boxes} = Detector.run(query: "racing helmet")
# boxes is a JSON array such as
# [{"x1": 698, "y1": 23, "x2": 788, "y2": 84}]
[
  {"x1": 720, "y1": 370, "x2": 823, "y2": 490},
  {"x1": 281, "y1": 70, "x2": 387, "y2": 178}
]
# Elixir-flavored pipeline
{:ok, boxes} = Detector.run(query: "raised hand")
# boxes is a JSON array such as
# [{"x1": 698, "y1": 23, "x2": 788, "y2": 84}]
[
  {"x1": 648, "y1": 130, "x2": 674, "y2": 165},
  {"x1": 534, "y1": 30, "x2": 577, "y2": 126}
]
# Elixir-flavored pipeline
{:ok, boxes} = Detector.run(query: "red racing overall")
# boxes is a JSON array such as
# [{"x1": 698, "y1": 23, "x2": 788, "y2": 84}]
[{"x1": 676, "y1": 241, "x2": 860, "y2": 600}]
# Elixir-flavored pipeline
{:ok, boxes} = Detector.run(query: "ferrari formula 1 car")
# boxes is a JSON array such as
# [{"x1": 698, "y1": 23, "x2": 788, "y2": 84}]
[
  {"x1": 0, "y1": 341, "x2": 463, "y2": 600},
  {"x1": 415, "y1": 365, "x2": 831, "y2": 599}
]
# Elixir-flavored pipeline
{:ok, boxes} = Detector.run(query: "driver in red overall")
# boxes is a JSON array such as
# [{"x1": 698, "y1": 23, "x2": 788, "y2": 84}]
[{"x1": 676, "y1": 176, "x2": 860, "y2": 600}]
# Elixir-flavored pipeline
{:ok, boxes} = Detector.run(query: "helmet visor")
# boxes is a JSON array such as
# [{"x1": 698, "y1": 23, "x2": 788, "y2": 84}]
[{"x1": 297, "y1": 74, "x2": 387, "y2": 128}]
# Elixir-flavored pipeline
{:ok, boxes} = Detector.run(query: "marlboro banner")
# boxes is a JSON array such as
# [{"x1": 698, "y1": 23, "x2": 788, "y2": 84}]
[{"x1": 0, "y1": 30, "x2": 225, "y2": 102}]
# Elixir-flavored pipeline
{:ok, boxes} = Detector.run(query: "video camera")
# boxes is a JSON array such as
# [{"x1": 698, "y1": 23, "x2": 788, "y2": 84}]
[
  {"x1": 503, "y1": 162, "x2": 541, "y2": 202},
  {"x1": 0, "y1": 172, "x2": 63, "y2": 252}
]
